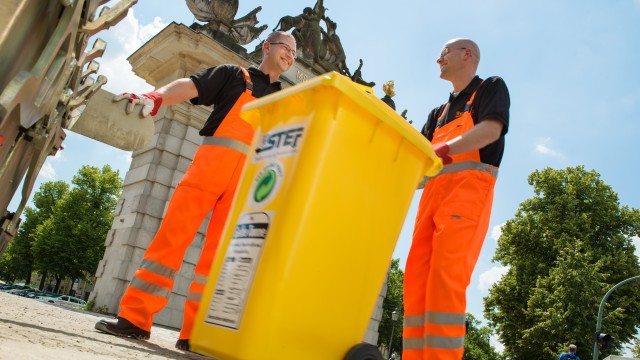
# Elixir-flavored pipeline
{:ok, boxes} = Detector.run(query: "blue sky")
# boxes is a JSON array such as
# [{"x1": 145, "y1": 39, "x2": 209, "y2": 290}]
[{"x1": 10, "y1": 0, "x2": 640, "y2": 353}]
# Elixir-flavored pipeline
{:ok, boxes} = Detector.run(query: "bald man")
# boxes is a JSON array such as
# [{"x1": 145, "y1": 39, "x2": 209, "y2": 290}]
[{"x1": 402, "y1": 38, "x2": 510, "y2": 360}]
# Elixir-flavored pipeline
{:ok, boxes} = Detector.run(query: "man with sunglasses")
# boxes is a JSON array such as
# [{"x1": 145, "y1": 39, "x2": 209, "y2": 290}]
[
  {"x1": 403, "y1": 38, "x2": 510, "y2": 360},
  {"x1": 95, "y1": 31, "x2": 296, "y2": 351}
]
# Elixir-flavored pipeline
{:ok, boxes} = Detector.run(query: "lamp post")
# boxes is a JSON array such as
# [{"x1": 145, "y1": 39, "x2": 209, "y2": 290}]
[
  {"x1": 592, "y1": 275, "x2": 640, "y2": 360},
  {"x1": 388, "y1": 310, "x2": 399, "y2": 360}
]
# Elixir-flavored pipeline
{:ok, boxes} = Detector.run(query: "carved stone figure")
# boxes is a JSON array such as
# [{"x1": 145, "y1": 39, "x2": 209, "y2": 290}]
[
  {"x1": 351, "y1": 59, "x2": 375, "y2": 88},
  {"x1": 229, "y1": 7, "x2": 268, "y2": 44},
  {"x1": 272, "y1": 14, "x2": 305, "y2": 32},
  {"x1": 185, "y1": 0, "x2": 266, "y2": 45},
  {"x1": 294, "y1": 4, "x2": 324, "y2": 63},
  {"x1": 401, "y1": 109, "x2": 413, "y2": 124},
  {"x1": 185, "y1": 0, "x2": 239, "y2": 24},
  {"x1": 318, "y1": 17, "x2": 349, "y2": 76}
]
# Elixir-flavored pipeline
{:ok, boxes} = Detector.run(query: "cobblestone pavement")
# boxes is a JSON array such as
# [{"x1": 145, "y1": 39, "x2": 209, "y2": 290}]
[{"x1": 0, "y1": 292, "x2": 212, "y2": 360}]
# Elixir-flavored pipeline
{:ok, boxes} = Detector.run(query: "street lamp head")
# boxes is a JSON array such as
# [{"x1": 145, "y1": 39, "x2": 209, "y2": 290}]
[{"x1": 391, "y1": 310, "x2": 399, "y2": 321}]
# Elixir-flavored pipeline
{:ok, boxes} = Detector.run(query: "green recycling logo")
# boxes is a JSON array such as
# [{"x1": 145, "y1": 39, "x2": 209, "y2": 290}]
[
  {"x1": 254, "y1": 169, "x2": 277, "y2": 202},
  {"x1": 250, "y1": 161, "x2": 284, "y2": 209}
]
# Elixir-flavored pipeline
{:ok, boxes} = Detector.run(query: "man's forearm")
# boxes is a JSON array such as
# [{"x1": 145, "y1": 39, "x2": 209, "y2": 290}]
[
  {"x1": 446, "y1": 119, "x2": 503, "y2": 155},
  {"x1": 156, "y1": 78, "x2": 199, "y2": 106}
]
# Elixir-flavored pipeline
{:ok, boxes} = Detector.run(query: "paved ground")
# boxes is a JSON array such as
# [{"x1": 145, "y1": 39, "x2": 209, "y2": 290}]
[{"x1": 0, "y1": 292, "x2": 212, "y2": 360}]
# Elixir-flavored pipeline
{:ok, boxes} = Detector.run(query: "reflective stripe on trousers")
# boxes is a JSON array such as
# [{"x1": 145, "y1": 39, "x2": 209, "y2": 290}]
[
  {"x1": 128, "y1": 259, "x2": 177, "y2": 299},
  {"x1": 403, "y1": 312, "x2": 466, "y2": 351},
  {"x1": 417, "y1": 161, "x2": 498, "y2": 189}
]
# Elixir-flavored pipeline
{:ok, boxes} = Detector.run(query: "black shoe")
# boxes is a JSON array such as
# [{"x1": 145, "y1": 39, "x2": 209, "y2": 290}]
[
  {"x1": 175, "y1": 339, "x2": 190, "y2": 351},
  {"x1": 95, "y1": 317, "x2": 151, "y2": 340}
]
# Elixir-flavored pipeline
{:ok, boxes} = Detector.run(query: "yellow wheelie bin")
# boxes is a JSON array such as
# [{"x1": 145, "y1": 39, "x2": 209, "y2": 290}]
[{"x1": 190, "y1": 72, "x2": 442, "y2": 359}]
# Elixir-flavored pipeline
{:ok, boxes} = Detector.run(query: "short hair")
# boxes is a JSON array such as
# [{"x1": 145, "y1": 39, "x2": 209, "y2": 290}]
[
  {"x1": 569, "y1": 344, "x2": 577, "y2": 353},
  {"x1": 264, "y1": 31, "x2": 296, "y2": 45}
]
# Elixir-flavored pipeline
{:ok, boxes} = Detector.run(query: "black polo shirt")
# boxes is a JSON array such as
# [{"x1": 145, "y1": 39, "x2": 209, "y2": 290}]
[
  {"x1": 190, "y1": 64, "x2": 283, "y2": 136},
  {"x1": 421, "y1": 75, "x2": 510, "y2": 167}
]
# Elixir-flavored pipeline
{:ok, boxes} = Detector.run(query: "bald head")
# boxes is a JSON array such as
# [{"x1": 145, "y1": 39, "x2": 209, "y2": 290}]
[{"x1": 445, "y1": 38, "x2": 480, "y2": 65}]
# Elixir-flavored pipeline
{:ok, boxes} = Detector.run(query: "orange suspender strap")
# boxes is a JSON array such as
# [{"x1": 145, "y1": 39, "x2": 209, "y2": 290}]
[{"x1": 463, "y1": 80, "x2": 484, "y2": 114}]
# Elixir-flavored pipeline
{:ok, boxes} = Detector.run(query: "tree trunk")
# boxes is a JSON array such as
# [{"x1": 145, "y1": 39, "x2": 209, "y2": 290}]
[
  {"x1": 54, "y1": 275, "x2": 62, "y2": 293},
  {"x1": 38, "y1": 271, "x2": 47, "y2": 290}
]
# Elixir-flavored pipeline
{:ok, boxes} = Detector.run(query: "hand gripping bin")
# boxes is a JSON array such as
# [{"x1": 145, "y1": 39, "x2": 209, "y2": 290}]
[{"x1": 190, "y1": 72, "x2": 442, "y2": 359}]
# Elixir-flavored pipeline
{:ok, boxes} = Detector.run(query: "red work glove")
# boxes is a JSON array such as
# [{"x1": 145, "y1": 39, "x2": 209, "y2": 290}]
[
  {"x1": 113, "y1": 91, "x2": 163, "y2": 117},
  {"x1": 432, "y1": 143, "x2": 452, "y2": 165}
]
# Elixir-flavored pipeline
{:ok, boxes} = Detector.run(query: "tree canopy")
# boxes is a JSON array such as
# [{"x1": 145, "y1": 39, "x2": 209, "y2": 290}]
[
  {"x1": 463, "y1": 313, "x2": 503, "y2": 360},
  {"x1": 30, "y1": 165, "x2": 122, "y2": 290},
  {"x1": 631, "y1": 336, "x2": 640, "y2": 358},
  {"x1": 378, "y1": 258, "x2": 404, "y2": 357},
  {"x1": 0, "y1": 181, "x2": 69, "y2": 283},
  {"x1": 484, "y1": 166, "x2": 640, "y2": 359}
]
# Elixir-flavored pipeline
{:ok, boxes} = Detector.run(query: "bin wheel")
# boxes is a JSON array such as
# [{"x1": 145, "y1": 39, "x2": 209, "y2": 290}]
[{"x1": 343, "y1": 343, "x2": 384, "y2": 360}]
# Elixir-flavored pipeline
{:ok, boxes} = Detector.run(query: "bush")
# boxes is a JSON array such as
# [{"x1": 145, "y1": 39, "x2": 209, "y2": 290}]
[{"x1": 85, "y1": 299, "x2": 110, "y2": 314}]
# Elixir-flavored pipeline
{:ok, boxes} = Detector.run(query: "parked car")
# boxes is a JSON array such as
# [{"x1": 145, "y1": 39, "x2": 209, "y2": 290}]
[
  {"x1": 8, "y1": 288, "x2": 38, "y2": 296},
  {"x1": 0, "y1": 284, "x2": 30, "y2": 292},
  {"x1": 39, "y1": 294, "x2": 87, "y2": 307},
  {"x1": 28, "y1": 291, "x2": 57, "y2": 299}
]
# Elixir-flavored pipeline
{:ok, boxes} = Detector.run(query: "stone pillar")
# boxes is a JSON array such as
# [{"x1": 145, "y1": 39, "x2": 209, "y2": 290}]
[{"x1": 92, "y1": 23, "x2": 387, "y2": 343}]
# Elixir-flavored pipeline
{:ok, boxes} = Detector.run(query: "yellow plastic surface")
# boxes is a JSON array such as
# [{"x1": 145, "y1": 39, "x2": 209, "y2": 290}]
[{"x1": 190, "y1": 72, "x2": 442, "y2": 360}]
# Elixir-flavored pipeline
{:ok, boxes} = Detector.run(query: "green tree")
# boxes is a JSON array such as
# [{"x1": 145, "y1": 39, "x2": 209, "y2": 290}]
[
  {"x1": 463, "y1": 313, "x2": 503, "y2": 360},
  {"x1": 378, "y1": 258, "x2": 404, "y2": 357},
  {"x1": 0, "y1": 181, "x2": 68, "y2": 284},
  {"x1": 32, "y1": 165, "x2": 122, "y2": 292},
  {"x1": 484, "y1": 166, "x2": 640, "y2": 359},
  {"x1": 631, "y1": 335, "x2": 640, "y2": 358}
]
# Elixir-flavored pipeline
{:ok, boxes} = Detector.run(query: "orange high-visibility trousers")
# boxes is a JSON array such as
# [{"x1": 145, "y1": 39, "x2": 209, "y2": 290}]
[
  {"x1": 118, "y1": 69, "x2": 255, "y2": 340},
  {"x1": 402, "y1": 168, "x2": 496, "y2": 360}
]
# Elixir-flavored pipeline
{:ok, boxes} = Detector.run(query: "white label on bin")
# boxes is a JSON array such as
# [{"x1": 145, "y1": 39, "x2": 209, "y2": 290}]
[
  {"x1": 253, "y1": 123, "x2": 305, "y2": 162},
  {"x1": 248, "y1": 161, "x2": 284, "y2": 210},
  {"x1": 205, "y1": 212, "x2": 271, "y2": 330}
]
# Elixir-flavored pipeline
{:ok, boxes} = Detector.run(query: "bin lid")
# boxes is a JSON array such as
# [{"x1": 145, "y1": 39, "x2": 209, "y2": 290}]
[{"x1": 242, "y1": 71, "x2": 442, "y2": 177}]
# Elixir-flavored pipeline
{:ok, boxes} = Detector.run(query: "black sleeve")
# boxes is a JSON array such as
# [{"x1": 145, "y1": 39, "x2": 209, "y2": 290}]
[
  {"x1": 189, "y1": 64, "x2": 241, "y2": 106},
  {"x1": 421, "y1": 105, "x2": 444, "y2": 141},
  {"x1": 474, "y1": 76, "x2": 510, "y2": 136}
]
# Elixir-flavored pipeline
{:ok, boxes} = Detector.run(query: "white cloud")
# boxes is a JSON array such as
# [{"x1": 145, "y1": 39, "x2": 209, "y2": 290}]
[
  {"x1": 114, "y1": 9, "x2": 167, "y2": 54},
  {"x1": 491, "y1": 223, "x2": 504, "y2": 242},
  {"x1": 38, "y1": 150, "x2": 65, "y2": 180},
  {"x1": 535, "y1": 138, "x2": 562, "y2": 158},
  {"x1": 98, "y1": 8, "x2": 168, "y2": 94},
  {"x1": 490, "y1": 334, "x2": 505, "y2": 354},
  {"x1": 478, "y1": 265, "x2": 509, "y2": 291},
  {"x1": 633, "y1": 236, "x2": 640, "y2": 260},
  {"x1": 39, "y1": 161, "x2": 56, "y2": 180}
]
